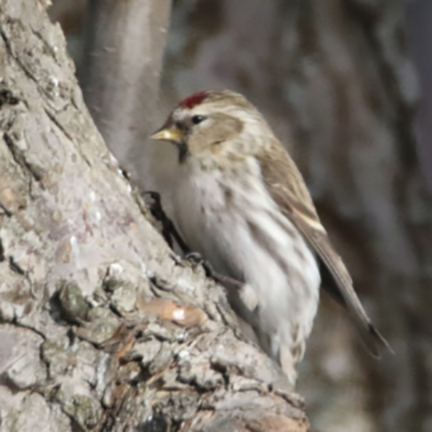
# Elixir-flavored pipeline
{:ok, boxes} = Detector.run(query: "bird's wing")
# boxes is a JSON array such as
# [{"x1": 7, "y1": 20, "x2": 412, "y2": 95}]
[{"x1": 256, "y1": 139, "x2": 390, "y2": 356}]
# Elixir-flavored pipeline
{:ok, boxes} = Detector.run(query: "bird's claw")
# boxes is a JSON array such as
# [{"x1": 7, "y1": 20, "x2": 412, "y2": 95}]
[
  {"x1": 184, "y1": 252, "x2": 245, "y2": 293},
  {"x1": 184, "y1": 251, "x2": 203, "y2": 263},
  {"x1": 184, "y1": 252, "x2": 214, "y2": 277}
]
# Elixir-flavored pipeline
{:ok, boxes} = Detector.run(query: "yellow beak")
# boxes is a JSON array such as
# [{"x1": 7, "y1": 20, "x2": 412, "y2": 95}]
[{"x1": 151, "y1": 127, "x2": 182, "y2": 143}]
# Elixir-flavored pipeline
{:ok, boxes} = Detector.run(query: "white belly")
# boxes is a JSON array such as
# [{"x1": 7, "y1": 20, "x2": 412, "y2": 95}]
[{"x1": 172, "y1": 161, "x2": 320, "y2": 367}]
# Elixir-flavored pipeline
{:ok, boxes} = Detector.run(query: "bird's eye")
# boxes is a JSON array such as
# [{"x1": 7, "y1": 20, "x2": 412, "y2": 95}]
[{"x1": 191, "y1": 115, "x2": 206, "y2": 125}]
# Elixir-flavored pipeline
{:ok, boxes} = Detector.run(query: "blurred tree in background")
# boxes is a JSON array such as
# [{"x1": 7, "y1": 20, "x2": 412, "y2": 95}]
[{"x1": 49, "y1": 1, "x2": 432, "y2": 431}]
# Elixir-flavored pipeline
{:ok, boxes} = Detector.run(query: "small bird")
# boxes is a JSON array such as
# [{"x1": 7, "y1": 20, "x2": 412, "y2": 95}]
[{"x1": 152, "y1": 90, "x2": 389, "y2": 384}]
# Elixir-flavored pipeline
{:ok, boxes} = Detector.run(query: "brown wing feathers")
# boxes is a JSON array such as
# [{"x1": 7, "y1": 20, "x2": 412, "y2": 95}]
[
  {"x1": 292, "y1": 213, "x2": 391, "y2": 356},
  {"x1": 257, "y1": 140, "x2": 391, "y2": 356}
]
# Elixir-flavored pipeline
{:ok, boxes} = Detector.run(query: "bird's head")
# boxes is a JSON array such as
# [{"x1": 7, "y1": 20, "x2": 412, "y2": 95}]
[{"x1": 151, "y1": 90, "x2": 272, "y2": 168}]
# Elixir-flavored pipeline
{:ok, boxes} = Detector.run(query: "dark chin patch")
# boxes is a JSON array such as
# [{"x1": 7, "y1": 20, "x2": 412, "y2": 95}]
[{"x1": 178, "y1": 143, "x2": 189, "y2": 163}]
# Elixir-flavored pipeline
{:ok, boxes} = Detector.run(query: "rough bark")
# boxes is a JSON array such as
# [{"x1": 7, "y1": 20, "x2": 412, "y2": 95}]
[{"x1": 0, "y1": 1, "x2": 308, "y2": 431}]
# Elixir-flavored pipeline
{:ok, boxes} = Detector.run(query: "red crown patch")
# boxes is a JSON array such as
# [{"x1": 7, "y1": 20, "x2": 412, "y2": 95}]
[{"x1": 179, "y1": 91, "x2": 209, "y2": 109}]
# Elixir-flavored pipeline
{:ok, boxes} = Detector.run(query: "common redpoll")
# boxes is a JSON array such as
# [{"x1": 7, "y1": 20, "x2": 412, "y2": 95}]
[{"x1": 152, "y1": 90, "x2": 389, "y2": 384}]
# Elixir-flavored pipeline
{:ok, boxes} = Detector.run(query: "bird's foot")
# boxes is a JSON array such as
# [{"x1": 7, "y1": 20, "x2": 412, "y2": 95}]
[
  {"x1": 142, "y1": 192, "x2": 246, "y2": 296},
  {"x1": 184, "y1": 251, "x2": 215, "y2": 278}
]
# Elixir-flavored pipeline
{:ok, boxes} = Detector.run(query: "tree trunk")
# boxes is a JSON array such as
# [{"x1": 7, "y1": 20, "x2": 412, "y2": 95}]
[
  {"x1": 0, "y1": 1, "x2": 308, "y2": 431},
  {"x1": 80, "y1": 0, "x2": 171, "y2": 191}
]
